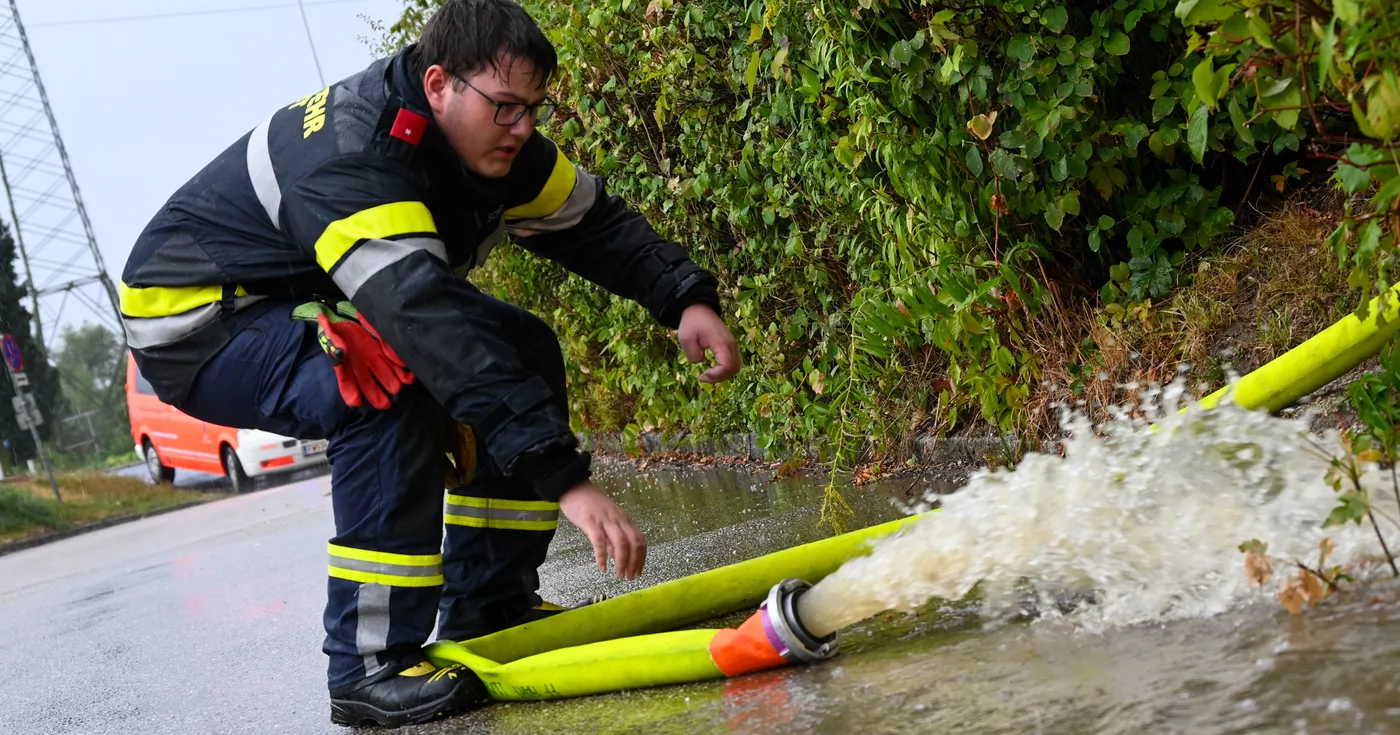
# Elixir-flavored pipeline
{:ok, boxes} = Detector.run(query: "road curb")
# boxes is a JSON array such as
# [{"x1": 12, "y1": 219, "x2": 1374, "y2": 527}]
[{"x1": 0, "y1": 499, "x2": 211, "y2": 558}]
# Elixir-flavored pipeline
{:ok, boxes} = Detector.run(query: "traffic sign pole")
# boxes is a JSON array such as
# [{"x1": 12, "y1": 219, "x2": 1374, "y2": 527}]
[{"x1": 2, "y1": 333, "x2": 58, "y2": 501}]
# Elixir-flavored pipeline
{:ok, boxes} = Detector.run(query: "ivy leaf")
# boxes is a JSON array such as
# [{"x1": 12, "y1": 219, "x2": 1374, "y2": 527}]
[
  {"x1": 1188, "y1": 103, "x2": 1209, "y2": 163},
  {"x1": 1007, "y1": 35, "x2": 1035, "y2": 64},
  {"x1": 1104, "y1": 31, "x2": 1131, "y2": 56},
  {"x1": 891, "y1": 40, "x2": 912, "y2": 66},
  {"x1": 1098, "y1": 215, "x2": 1116, "y2": 230},
  {"x1": 965, "y1": 145, "x2": 985, "y2": 177},
  {"x1": 1043, "y1": 7, "x2": 1068, "y2": 34}
]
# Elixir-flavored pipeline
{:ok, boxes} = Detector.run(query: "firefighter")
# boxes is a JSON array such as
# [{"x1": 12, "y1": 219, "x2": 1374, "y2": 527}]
[{"x1": 119, "y1": 0, "x2": 740, "y2": 726}]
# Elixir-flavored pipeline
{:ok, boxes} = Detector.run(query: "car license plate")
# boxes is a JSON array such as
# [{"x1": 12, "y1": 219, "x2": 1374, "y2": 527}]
[{"x1": 303, "y1": 440, "x2": 329, "y2": 456}]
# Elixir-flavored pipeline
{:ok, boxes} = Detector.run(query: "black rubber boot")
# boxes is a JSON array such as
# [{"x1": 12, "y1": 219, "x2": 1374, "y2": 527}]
[{"x1": 329, "y1": 661, "x2": 490, "y2": 728}]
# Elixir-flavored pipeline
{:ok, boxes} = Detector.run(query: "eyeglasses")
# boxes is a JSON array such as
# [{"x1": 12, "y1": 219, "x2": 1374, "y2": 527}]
[{"x1": 455, "y1": 76, "x2": 558, "y2": 126}]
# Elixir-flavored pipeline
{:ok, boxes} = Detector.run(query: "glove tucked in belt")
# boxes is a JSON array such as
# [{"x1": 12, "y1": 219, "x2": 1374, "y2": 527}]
[{"x1": 292, "y1": 300, "x2": 414, "y2": 410}]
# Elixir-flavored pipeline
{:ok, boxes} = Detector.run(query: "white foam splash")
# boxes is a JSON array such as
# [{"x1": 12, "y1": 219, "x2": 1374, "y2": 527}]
[{"x1": 801, "y1": 379, "x2": 1398, "y2": 634}]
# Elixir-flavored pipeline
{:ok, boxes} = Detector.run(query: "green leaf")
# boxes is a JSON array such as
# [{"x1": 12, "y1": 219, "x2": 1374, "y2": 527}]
[
  {"x1": 747, "y1": 23, "x2": 763, "y2": 44},
  {"x1": 1188, "y1": 103, "x2": 1209, "y2": 163},
  {"x1": 1123, "y1": 123, "x2": 1149, "y2": 150},
  {"x1": 1192, "y1": 58, "x2": 1216, "y2": 107},
  {"x1": 1318, "y1": 19, "x2": 1336, "y2": 86},
  {"x1": 891, "y1": 40, "x2": 912, "y2": 65},
  {"x1": 1335, "y1": 0, "x2": 1360, "y2": 24},
  {"x1": 1153, "y1": 95, "x2": 1177, "y2": 122},
  {"x1": 1374, "y1": 174, "x2": 1400, "y2": 213},
  {"x1": 1043, "y1": 7, "x2": 1068, "y2": 34},
  {"x1": 745, "y1": 50, "x2": 761, "y2": 95},
  {"x1": 1247, "y1": 14, "x2": 1275, "y2": 50},
  {"x1": 1176, "y1": 0, "x2": 1234, "y2": 25},
  {"x1": 965, "y1": 145, "x2": 984, "y2": 177},
  {"x1": 1063, "y1": 190, "x2": 1081, "y2": 216},
  {"x1": 1098, "y1": 215, "x2": 1116, "y2": 230},
  {"x1": 1228, "y1": 96, "x2": 1255, "y2": 146},
  {"x1": 1323, "y1": 491, "x2": 1369, "y2": 527},
  {"x1": 1089, "y1": 229, "x2": 1102, "y2": 252},
  {"x1": 1007, "y1": 35, "x2": 1034, "y2": 64},
  {"x1": 1104, "y1": 31, "x2": 1130, "y2": 56},
  {"x1": 1045, "y1": 200, "x2": 1066, "y2": 231}
]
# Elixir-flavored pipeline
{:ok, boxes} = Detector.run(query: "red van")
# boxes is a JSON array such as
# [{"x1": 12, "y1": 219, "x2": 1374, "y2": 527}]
[{"x1": 126, "y1": 353, "x2": 329, "y2": 492}]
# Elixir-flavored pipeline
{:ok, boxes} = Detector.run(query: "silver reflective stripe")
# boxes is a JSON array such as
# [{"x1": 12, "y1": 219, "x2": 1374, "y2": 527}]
[
  {"x1": 330, "y1": 555, "x2": 443, "y2": 579},
  {"x1": 329, "y1": 237, "x2": 447, "y2": 299},
  {"x1": 122, "y1": 302, "x2": 220, "y2": 349},
  {"x1": 444, "y1": 506, "x2": 559, "y2": 523},
  {"x1": 356, "y1": 583, "x2": 391, "y2": 679},
  {"x1": 121, "y1": 295, "x2": 266, "y2": 350},
  {"x1": 505, "y1": 168, "x2": 598, "y2": 237},
  {"x1": 246, "y1": 116, "x2": 281, "y2": 230}
]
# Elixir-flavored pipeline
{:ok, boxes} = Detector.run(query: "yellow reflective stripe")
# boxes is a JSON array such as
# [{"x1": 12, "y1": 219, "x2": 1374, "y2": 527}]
[
  {"x1": 327, "y1": 543, "x2": 441, "y2": 567},
  {"x1": 444, "y1": 516, "x2": 559, "y2": 531},
  {"x1": 327, "y1": 567, "x2": 445, "y2": 587},
  {"x1": 505, "y1": 151, "x2": 576, "y2": 221},
  {"x1": 445, "y1": 497, "x2": 560, "y2": 512},
  {"x1": 119, "y1": 282, "x2": 224, "y2": 318},
  {"x1": 313, "y1": 202, "x2": 438, "y2": 272}
]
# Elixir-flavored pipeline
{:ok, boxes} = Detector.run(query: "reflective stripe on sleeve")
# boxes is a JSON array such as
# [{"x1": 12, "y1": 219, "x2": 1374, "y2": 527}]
[
  {"x1": 314, "y1": 202, "x2": 444, "y2": 297},
  {"x1": 503, "y1": 151, "x2": 576, "y2": 222},
  {"x1": 329, "y1": 237, "x2": 447, "y2": 299},
  {"x1": 444, "y1": 496, "x2": 560, "y2": 531},
  {"x1": 327, "y1": 543, "x2": 444, "y2": 587},
  {"x1": 246, "y1": 116, "x2": 281, "y2": 230},
  {"x1": 505, "y1": 166, "x2": 597, "y2": 237}
]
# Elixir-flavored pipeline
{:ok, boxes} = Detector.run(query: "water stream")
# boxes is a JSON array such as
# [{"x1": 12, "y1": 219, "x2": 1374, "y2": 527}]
[{"x1": 444, "y1": 382, "x2": 1400, "y2": 734}]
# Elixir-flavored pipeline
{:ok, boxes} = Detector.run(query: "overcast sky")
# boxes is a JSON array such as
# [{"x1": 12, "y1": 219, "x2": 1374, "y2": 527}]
[{"x1": 20, "y1": 0, "x2": 405, "y2": 334}]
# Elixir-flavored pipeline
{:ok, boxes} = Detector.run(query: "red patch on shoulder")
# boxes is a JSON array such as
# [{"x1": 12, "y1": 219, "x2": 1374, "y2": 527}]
[{"x1": 390, "y1": 109, "x2": 427, "y2": 145}]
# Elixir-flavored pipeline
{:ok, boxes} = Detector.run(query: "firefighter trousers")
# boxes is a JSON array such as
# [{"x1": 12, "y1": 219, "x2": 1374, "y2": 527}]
[{"x1": 172, "y1": 299, "x2": 564, "y2": 689}]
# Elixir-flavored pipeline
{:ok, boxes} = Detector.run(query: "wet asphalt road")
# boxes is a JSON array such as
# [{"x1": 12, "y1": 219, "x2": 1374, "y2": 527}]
[{"x1": 0, "y1": 463, "x2": 902, "y2": 734}]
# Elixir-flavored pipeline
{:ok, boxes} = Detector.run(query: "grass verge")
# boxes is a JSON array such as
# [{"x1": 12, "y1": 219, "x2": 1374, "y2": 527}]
[{"x1": 0, "y1": 472, "x2": 216, "y2": 546}]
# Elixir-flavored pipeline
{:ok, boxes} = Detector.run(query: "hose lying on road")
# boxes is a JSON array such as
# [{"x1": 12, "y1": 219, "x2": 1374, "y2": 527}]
[{"x1": 428, "y1": 281, "x2": 1400, "y2": 701}]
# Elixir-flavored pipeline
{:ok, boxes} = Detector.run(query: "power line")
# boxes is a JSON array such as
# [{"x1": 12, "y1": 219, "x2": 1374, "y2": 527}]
[
  {"x1": 296, "y1": 0, "x2": 327, "y2": 88},
  {"x1": 27, "y1": 0, "x2": 377, "y2": 29}
]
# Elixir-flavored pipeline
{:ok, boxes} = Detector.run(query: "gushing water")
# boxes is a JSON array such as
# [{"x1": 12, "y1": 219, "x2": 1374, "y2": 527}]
[{"x1": 799, "y1": 379, "x2": 1397, "y2": 637}]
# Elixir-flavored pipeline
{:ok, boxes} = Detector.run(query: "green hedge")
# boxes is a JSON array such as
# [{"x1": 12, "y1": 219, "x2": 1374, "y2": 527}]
[{"x1": 380, "y1": 0, "x2": 1396, "y2": 466}]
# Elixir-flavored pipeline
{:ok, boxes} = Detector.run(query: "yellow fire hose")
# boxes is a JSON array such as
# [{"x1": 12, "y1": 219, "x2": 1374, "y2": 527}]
[{"x1": 428, "y1": 283, "x2": 1400, "y2": 702}]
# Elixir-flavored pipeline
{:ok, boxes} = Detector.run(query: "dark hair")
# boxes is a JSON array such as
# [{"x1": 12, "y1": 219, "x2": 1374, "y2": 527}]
[{"x1": 414, "y1": 0, "x2": 557, "y2": 88}]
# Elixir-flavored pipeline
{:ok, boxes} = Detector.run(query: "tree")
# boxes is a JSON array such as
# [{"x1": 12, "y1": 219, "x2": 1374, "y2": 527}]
[
  {"x1": 0, "y1": 219, "x2": 66, "y2": 467},
  {"x1": 54, "y1": 322, "x2": 128, "y2": 454}
]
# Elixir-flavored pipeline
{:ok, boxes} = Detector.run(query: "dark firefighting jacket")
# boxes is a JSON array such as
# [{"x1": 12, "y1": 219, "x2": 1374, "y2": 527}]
[{"x1": 120, "y1": 44, "x2": 720, "y2": 500}]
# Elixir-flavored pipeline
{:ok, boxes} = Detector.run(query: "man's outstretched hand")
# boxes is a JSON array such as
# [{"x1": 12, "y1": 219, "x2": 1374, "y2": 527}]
[
  {"x1": 677, "y1": 304, "x2": 741, "y2": 383},
  {"x1": 559, "y1": 482, "x2": 647, "y2": 580}
]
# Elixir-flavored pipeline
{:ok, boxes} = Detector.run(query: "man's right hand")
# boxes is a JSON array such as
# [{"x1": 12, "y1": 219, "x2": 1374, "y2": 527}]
[{"x1": 558, "y1": 482, "x2": 647, "y2": 580}]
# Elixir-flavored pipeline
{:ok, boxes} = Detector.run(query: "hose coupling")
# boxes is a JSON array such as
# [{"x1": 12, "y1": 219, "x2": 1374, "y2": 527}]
[{"x1": 759, "y1": 578, "x2": 838, "y2": 664}]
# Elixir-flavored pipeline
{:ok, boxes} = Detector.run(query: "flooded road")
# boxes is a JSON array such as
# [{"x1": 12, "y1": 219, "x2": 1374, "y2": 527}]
[{"x1": 5, "y1": 400, "x2": 1400, "y2": 735}]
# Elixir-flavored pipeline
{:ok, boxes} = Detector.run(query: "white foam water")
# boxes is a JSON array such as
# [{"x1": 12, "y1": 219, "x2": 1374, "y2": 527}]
[{"x1": 799, "y1": 379, "x2": 1399, "y2": 636}]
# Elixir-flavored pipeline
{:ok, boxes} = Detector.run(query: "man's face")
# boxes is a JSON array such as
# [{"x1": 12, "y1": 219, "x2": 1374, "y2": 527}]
[{"x1": 424, "y1": 55, "x2": 547, "y2": 179}]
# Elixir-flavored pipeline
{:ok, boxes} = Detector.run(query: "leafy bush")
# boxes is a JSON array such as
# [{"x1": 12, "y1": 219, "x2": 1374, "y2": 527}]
[
  {"x1": 1175, "y1": 0, "x2": 1399, "y2": 312},
  {"x1": 378, "y1": 0, "x2": 1393, "y2": 466}
]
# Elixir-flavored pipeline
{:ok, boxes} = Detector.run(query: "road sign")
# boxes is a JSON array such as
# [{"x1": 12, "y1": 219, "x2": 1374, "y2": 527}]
[
  {"x1": 11, "y1": 371, "x2": 27, "y2": 388},
  {"x1": 12, "y1": 393, "x2": 40, "y2": 429},
  {"x1": 0, "y1": 334, "x2": 21, "y2": 372}
]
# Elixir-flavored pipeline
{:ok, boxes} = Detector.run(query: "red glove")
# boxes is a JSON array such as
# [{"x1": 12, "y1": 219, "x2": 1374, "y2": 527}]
[{"x1": 313, "y1": 311, "x2": 415, "y2": 410}]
